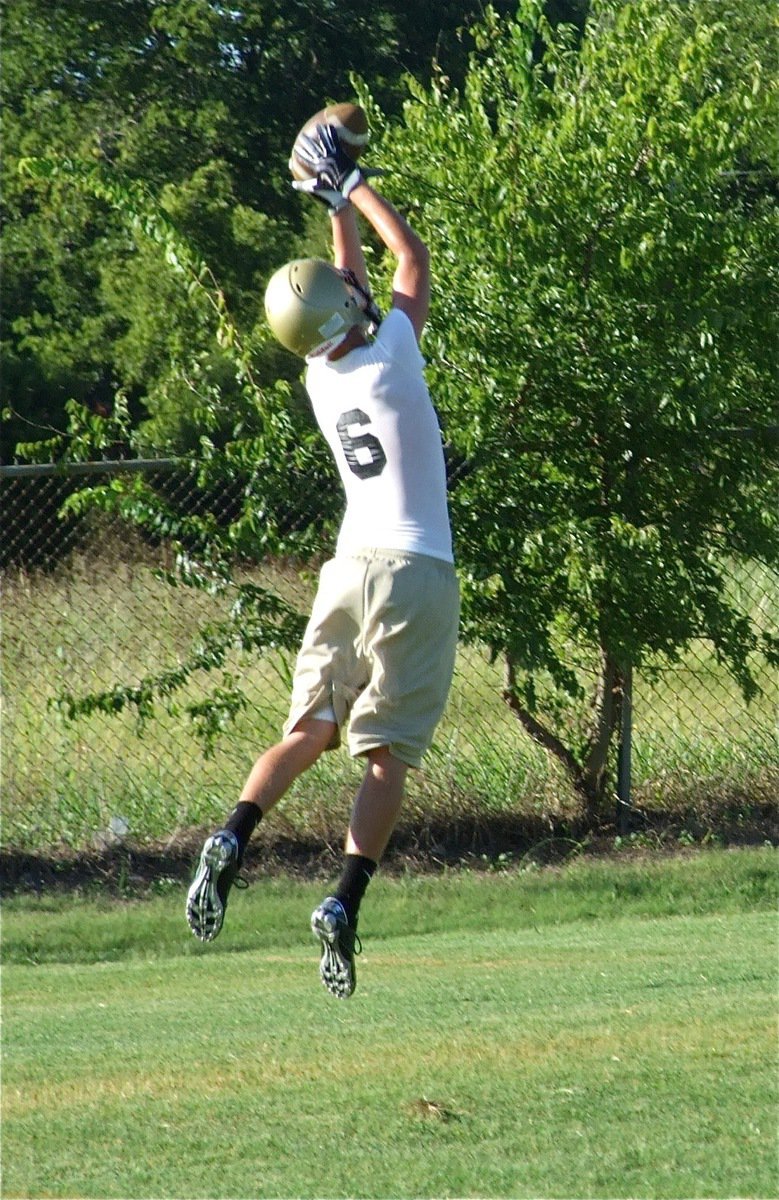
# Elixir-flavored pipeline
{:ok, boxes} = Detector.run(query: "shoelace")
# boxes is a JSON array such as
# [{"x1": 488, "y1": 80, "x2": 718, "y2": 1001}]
[{"x1": 342, "y1": 926, "x2": 362, "y2": 957}]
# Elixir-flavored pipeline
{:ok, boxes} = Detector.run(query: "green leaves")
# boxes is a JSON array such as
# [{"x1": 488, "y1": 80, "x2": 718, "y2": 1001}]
[{"x1": 51, "y1": 576, "x2": 308, "y2": 755}]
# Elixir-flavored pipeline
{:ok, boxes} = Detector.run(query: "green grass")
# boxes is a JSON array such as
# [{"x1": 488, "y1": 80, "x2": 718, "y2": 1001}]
[{"x1": 3, "y1": 849, "x2": 777, "y2": 1199}]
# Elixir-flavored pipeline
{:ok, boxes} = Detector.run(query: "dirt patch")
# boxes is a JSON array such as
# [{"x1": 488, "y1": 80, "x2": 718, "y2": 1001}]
[{"x1": 2, "y1": 802, "x2": 775, "y2": 897}]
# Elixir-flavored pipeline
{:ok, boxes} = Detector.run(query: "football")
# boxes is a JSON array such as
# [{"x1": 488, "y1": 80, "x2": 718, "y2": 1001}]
[{"x1": 289, "y1": 102, "x2": 369, "y2": 182}]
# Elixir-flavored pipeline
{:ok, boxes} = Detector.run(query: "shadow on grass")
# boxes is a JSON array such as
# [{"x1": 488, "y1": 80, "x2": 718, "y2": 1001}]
[{"x1": 2, "y1": 798, "x2": 776, "y2": 898}]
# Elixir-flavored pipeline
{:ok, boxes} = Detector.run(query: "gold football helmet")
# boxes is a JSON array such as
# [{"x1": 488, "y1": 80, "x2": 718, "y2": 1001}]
[{"x1": 264, "y1": 259, "x2": 371, "y2": 358}]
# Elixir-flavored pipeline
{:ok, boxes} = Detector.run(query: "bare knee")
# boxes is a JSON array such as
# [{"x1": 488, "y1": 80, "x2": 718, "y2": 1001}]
[
  {"x1": 239, "y1": 718, "x2": 336, "y2": 811},
  {"x1": 365, "y1": 745, "x2": 408, "y2": 787},
  {"x1": 286, "y1": 717, "x2": 338, "y2": 763}
]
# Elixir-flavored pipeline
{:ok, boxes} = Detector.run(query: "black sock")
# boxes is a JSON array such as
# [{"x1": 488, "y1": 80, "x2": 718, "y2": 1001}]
[
  {"x1": 334, "y1": 854, "x2": 377, "y2": 928},
  {"x1": 223, "y1": 801, "x2": 262, "y2": 857}
]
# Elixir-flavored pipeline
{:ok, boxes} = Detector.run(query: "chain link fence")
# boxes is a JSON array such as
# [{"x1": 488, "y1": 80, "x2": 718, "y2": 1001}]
[{"x1": 2, "y1": 461, "x2": 777, "y2": 855}]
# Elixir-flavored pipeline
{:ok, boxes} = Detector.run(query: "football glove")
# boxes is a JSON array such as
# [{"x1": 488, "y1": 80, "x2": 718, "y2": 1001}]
[
  {"x1": 292, "y1": 177, "x2": 350, "y2": 214},
  {"x1": 292, "y1": 124, "x2": 364, "y2": 198}
]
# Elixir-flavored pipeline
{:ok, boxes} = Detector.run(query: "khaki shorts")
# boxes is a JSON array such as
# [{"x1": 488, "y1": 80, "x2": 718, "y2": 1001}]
[{"x1": 283, "y1": 550, "x2": 460, "y2": 768}]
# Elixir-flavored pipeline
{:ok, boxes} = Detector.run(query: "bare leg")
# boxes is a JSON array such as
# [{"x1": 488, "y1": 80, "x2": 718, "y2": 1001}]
[
  {"x1": 310, "y1": 747, "x2": 408, "y2": 997},
  {"x1": 187, "y1": 718, "x2": 337, "y2": 942},
  {"x1": 238, "y1": 717, "x2": 337, "y2": 815},
  {"x1": 345, "y1": 746, "x2": 408, "y2": 862}
]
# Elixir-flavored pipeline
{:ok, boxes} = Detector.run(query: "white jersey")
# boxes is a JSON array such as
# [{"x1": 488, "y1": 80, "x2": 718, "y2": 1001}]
[{"x1": 305, "y1": 308, "x2": 453, "y2": 563}]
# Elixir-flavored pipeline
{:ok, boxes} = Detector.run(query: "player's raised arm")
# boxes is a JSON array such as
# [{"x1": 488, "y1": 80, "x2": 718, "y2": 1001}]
[
  {"x1": 329, "y1": 204, "x2": 370, "y2": 295},
  {"x1": 348, "y1": 182, "x2": 430, "y2": 342},
  {"x1": 292, "y1": 121, "x2": 430, "y2": 341}
]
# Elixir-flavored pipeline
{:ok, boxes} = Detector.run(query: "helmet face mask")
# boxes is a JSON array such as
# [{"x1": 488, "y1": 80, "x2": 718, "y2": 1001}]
[
  {"x1": 264, "y1": 259, "x2": 372, "y2": 359},
  {"x1": 338, "y1": 267, "x2": 383, "y2": 330}
]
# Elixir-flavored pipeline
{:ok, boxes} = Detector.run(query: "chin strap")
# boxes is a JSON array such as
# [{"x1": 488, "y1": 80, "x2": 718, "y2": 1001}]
[{"x1": 340, "y1": 268, "x2": 383, "y2": 332}]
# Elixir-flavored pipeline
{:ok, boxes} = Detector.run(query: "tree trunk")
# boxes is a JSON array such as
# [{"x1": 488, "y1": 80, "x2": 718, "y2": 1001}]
[{"x1": 502, "y1": 651, "x2": 627, "y2": 826}]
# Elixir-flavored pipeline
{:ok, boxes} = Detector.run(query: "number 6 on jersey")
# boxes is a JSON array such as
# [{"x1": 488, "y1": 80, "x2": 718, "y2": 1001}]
[{"x1": 336, "y1": 409, "x2": 387, "y2": 479}]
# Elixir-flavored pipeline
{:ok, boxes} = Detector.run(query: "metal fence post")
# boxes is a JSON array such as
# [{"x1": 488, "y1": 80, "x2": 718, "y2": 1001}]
[{"x1": 617, "y1": 662, "x2": 633, "y2": 835}]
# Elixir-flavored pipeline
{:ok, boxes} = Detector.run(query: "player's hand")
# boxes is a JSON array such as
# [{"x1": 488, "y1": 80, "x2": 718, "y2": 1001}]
[
  {"x1": 293, "y1": 124, "x2": 364, "y2": 198},
  {"x1": 291, "y1": 174, "x2": 350, "y2": 213}
]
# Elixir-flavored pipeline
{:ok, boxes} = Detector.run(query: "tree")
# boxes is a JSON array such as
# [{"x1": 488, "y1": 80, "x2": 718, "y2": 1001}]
[{"x1": 369, "y1": 0, "x2": 778, "y2": 818}]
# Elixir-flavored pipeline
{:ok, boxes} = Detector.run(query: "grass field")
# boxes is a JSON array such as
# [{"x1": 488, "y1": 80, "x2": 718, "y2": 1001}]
[{"x1": 3, "y1": 848, "x2": 777, "y2": 1199}]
